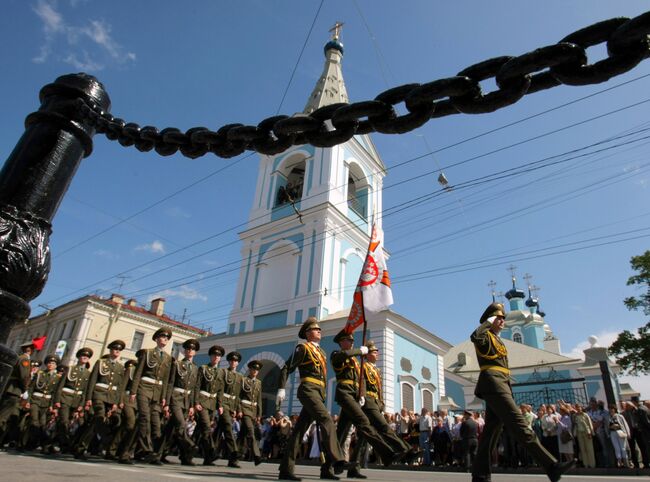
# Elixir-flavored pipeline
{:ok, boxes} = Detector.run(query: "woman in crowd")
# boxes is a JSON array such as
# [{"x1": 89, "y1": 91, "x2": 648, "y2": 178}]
[{"x1": 608, "y1": 405, "x2": 631, "y2": 468}]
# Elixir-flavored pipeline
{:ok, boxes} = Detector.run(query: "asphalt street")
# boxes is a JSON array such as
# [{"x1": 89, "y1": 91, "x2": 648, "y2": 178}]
[{"x1": 2, "y1": 452, "x2": 649, "y2": 482}]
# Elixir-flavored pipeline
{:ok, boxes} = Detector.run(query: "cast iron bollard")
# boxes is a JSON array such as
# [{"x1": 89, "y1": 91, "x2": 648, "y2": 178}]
[{"x1": 0, "y1": 73, "x2": 110, "y2": 393}]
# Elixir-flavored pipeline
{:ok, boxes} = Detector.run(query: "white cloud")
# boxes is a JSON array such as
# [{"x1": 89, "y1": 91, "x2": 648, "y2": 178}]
[
  {"x1": 135, "y1": 240, "x2": 165, "y2": 254},
  {"x1": 33, "y1": 0, "x2": 64, "y2": 34},
  {"x1": 94, "y1": 248, "x2": 119, "y2": 260},
  {"x1": 63, "y1": 51, "x2": 103, "y2": 70},
  {"x1": 150, "y1": 285, "x2": 208, "y2": 302},
  {"x1": 165, "y1": 206, "x2": 192, "y2": 219}
]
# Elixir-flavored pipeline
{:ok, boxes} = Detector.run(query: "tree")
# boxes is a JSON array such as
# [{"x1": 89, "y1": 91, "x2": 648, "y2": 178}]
[{"x1": 609, "y1": 251, "x2": 650, "y2": 375}]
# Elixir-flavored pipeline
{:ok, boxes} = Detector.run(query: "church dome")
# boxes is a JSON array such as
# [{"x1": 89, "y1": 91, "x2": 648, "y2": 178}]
[
  {"x1": 525, "y1": 295, "x2": 539, "y2": 308},
  {"x1": 505, "y1": 287, "x2": 525, "y2": 300},
  {"x1": 324, "y1": 38, "x2": 344, "y2": 55}
]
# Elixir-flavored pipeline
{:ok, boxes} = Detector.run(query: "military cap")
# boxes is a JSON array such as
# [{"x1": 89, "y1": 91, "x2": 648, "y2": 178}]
[
  {"x1": 76, "y1": 347, "x2": 93, "y2": 359},
  {"x1": 333, "y1": 329, "x2": 354, "y2": 344},
  {"x1": 152, "y1": 327, "x2": 172, "y2": 340},
  {"x1": 183, "y1": 338, "x2": 200, "y2": 351},
  {"x1": 226, "y1": 351, "x2": 242, "y2": 362},
  {"x1": 248, "y1": 360, "x2": 263, "y2": 370},
  {"x1": 209, "y1": 345, "x2": 225, "y2": 356},
  {"x1": 366, "y1": 340, "x2": 379, "y2": 352},
  {"x1": 298, "y1": 316, "x2": 321, "y2": 339},
  {"x1": 107, "y1": 339, "x2": 126, "y2": 350},
  {"x1": 479, "y1": 302, "x2": 506, "y2": 324},
  {"x1": 20, "y1": 341, "x2": 35, "y2": 352},
  {"x1": 44, "y1": 354, "x2": 60, "y2": 365}
]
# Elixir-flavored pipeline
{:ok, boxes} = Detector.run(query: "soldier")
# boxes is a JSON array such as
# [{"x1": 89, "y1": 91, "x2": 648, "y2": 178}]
[
  {"x1": 238, "y1": 360, "x2": 263, "y2": 466},
  {"x1": 323, "y1": 330, "x2": 397, "y2": 480},
  {"x1": 220, "y1": 351, "x2": 243, "y2": 468},
  {"x1": 0, "y1": 342, "x2": 34, "y2": 448},
  {"x1": 130, "y1": 327, "x2": 174, "y2": 464},
  {"x1": 276, "y1": 317, "x2": 345, "y2": 481},
  {"x1": 195, "y1": 345, "x2": 225, "y2": 466},
  {"x1": 162, "y1": 338, "x2": 200, "y2": 466},
  {"x1": 25, "y1": 354, "x2": 61, "y2": 452},
  {"x1": 115, "y1": 358, "x2": 139, "y2": 464},
  {"x1": 53, "y1": 347, "x2": 93, "y2": 454},
  {"x1": 471, "y1": 303, "x2": 574, "y2": 482},
  {"x1": 76, "y1": 339, "x2": 127, "y2": 460}
]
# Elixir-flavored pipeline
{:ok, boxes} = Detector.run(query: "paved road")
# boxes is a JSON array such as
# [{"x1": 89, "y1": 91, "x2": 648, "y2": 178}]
[{"x1": 2, "y1": 452, "x2": 649, "y2": 481}]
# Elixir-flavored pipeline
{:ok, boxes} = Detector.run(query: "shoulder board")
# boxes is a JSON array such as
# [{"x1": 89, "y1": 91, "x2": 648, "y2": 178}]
[{"x1": 21, "y1": 359, "x2": 30, "y2": 367}]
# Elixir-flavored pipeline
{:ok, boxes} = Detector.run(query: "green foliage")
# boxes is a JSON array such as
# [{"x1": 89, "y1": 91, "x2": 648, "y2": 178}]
[{"x1": 609, "y1": 250, "x2": 650, "y2": 375}]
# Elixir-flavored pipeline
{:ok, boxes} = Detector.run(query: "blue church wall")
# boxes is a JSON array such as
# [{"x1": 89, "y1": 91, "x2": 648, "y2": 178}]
[
  {"x1": 392, "y1": 333, "x2": 440, "y2": 412},
  {"x1": 253, "y1": 311, "x2": 288, "y2": 331},
  {"x1": 342, "y1": 249, "x2": 363, "y2": 309},
  {"x1": 445, "y1": 377, "x2": 467, "y2": 410},
  {"x1": 271, "y1": 202, "x2": 301, "y2": 222},
  {"x1": 523, "y1": 324, "x2": 545, "y2": 350}
]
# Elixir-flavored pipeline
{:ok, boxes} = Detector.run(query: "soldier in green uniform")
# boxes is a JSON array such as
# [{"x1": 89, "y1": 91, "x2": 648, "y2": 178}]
[
  {"x1": 76, "y1": 339, "x2": 127, "y2": 459},
  {"x1": 238, "y1": 360, "x2": 263, "y2": 466},
  {"x1": 25, "y1": 354, "x2": 61, "y2": 452},
  {"x1": 130, "y1": 327, "x2": 174, "y2": 464},
  {"x1": 0, "y1": 342, "x2": 34, "y2": 448},
  {"x1": 471, "y1": 303, "x2": 574, "y2": 482},
  {"x1": 276, "y1": 317, "x2": 345, "y2": 481},
  {"x1": 116, "y1": 358, "x2": 139, "y2": 464},
  {"x1": 162, "y1": 338, "x2": 200, "y2": 466},
  {"x1": 195, "y1": 345, "x2": 225, "y2": 466},
  {"x1": 53, "y1": 347, "x2": 93, "y2": 454},
  {"x1": 323, "y1": 330, "x2": 397, "y2": 480},
  {"x1": 220, "y1": 351, "x2": 243, "y2": 468}
]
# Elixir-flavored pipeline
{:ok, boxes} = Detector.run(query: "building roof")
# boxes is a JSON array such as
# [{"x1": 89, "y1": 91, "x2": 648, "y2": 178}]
[{"x1": 303, "y1": 37, "x2": 349, "y2": 114}]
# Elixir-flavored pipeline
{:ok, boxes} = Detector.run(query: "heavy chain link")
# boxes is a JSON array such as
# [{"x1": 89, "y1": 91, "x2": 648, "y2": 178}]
[{"x1": 76, "y1": 12, "x2": 650, "y2": 159}]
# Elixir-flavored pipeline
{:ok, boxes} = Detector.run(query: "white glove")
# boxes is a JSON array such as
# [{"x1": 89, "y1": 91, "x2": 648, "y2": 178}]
[
  {"x1": 21, "y1": 391, "x2": 29, "y2": 400},
  {"x1": 276, "y1": 388, "x2": 286, "y2": 405},
  {"x1": 359, "y1": 346, "x2": 369, "y2": 355},
  {"x1": 359, "y1": 396, "x2": 366, "y2": 407}
]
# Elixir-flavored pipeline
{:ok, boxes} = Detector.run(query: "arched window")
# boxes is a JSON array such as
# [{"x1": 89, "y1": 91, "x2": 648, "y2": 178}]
[
  {"x1": 276, "y1": 160, "x2": 305, "y2": 207},
  {"x1": 401, "y1": 383, "x2": 415, "y2": 412},
  {"x1": 513, "y1": 332, "x2": 523, "y2": 343},
  {"x1": 347, "y1": 163, "x2": 368, "y2": 219},
  {"x1": 422, "y1": 389, "x2": 434, "y2": 412}
]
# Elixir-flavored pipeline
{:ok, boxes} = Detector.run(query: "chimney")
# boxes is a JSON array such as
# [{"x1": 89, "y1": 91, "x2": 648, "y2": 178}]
[
  {"x1": 110, "y1": 293, "x2": 125, "y2": 304},
  {"x1": 127, "y1": 298, "x2": 137, "y2": 307},
  {"x1": 150, "y1": 298, "x2": 166, "y2": 317}
]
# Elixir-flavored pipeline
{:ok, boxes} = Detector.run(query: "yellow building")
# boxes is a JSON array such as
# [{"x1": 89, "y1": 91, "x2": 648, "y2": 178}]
[{"x1": 7, "y1": 294, "x2": 209, "y2": 365}]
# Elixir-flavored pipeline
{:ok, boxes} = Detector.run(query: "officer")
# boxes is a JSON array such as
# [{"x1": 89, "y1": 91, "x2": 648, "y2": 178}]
[
  {"x1": 195, "y1": 345, "x2": 225, "y2": 466},
  {"x1": 115, "y1": 357, "x2": 139, "y2": 464},
  {"x1": 238, "y1": 360, "x2": 263, "y2": 466},
  {"x1": 76, "y1": 339, "x2": 126, "y2": 459},
  {"x1": 0, "y1": 342, "x2": 34, "y2": 448},
  {"x1": 471, "y1": 302, "x2": 574, "y2": 482},
  {"x1": 26, "y1": 354, "x2": 61, "y2": 452},
  {"x1": 53, "y1": 347, "x2": 93, "y2": 454},
  {"x1": 276, "y1": 317, "x2": 345, "y2": 481},
  {"x1": 162, "y1": 338, "x2": 200, "y2": 466},
  {"x1": 324, "y1": 330, "x2": 396, "y2": 480},
  {"x1": 220, "y1": 351, "x2": 243, "y2": 467},
  {"x1": 130, "y1": 327, "x2": 173, "y2": 464}
]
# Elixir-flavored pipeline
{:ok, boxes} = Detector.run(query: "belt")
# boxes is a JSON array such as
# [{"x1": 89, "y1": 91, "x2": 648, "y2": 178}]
[
  {"x1": 223, "y1": 393, "x2": 235, "y2": 399},
  {"x1": 338, "y1": 379, "x2": 358, "y2": 387},
  {"x1": 366, "y1": 392, "x2": 379, "y2": 399},
  {"x1": 62, "y1": 387, "x2": 83, "y2": 395},
  {"x1": 32, "y1": 392, "x2": 52, "y2": 399},
  {"x1": 199, "y1": 390, "x2": 217, "y2": 398},
  {"x1": 241, "y1": 399, "x2": 257, "y2": 407},
  {"x1": 301, "y1": 377, "x2": 325, "y2": 387},
  {"x1": 480, "y1": 365, "x2": 511, "y2": 375},
  {"x1": 173, "y1": 387, "x2": 191, "y2": 395},
  {"x1": 95, "y1": 382, "x2": 118, "y2": 390},
  {"x1": 141, "y1": 376, "x2": 163, "y2": 385}
]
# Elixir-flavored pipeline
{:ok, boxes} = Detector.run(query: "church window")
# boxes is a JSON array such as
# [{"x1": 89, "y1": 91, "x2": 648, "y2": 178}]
[
  {"x1": 347, "y1": 175, "x2": 367, "y2": 218},
  {"x1": 276, "y1": 160, "x2": 305, "y2": 207},
  {"x1": 401, "y1": 382, "x2": 414, "y2": 411},
  {"x1": 513, "y1": 332, "x2": 523, "y2": 344},
  {"x1": 422, "y1": 389, "x2": 434, "y2": 412}
]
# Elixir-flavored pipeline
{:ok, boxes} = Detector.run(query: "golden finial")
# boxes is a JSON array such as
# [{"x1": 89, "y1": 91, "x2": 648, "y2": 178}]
[{"x1": 329, "y1": 21, "x2": 344, "y2": 40}]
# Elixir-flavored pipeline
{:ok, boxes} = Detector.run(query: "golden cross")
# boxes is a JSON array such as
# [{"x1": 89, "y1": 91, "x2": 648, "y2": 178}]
[{"x1": 329, "y1": 21, "x2": 344, "y2": 40}]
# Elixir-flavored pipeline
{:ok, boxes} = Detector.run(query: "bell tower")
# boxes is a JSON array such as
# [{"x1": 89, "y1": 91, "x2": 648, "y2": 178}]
[{"x1": 226, "y1": 26, "x2": 387, "y2": 336}]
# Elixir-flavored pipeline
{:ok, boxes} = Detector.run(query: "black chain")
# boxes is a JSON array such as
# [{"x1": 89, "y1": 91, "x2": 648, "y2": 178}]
[{"x1": 76, "y1": 12, "x2": 650, "y2": 159}]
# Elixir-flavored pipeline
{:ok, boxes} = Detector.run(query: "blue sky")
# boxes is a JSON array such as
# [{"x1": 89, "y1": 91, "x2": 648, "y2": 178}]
[{"x1": 1, "y1": 1, "x2": 649, "y2": 395}]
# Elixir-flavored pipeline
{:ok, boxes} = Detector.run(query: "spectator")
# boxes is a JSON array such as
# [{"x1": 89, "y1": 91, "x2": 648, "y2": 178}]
[
  {"x1": 556, "y1": 404, "x2": 574, "y2": 463},
  {"x1": 432, "y1": 417, "x2": 451, "y2": 466},
  {"x1": 542, "y1": 405, "x2": 560, "y2": 459},
  {"x1": 588, "y1": 399, "x2": 611, "y2": 467},
  {"x1": 632, "y1": 396, "x2": 650, "y2": 468},
  {"x1": 418, "y1": 408, "x2": 433, "y2": 466},
  {"x1": 460, "y1": 410, "x2": 478, "y2": 471},
  {"x1": 609, "y1": 404, "x2": 631, "y2": 468},
  {"x1": 573, "y1": 403, "x2": 595, "y2": 468}
]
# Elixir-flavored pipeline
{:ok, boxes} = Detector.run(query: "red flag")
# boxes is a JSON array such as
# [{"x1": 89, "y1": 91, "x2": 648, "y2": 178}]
[
  {"x1": 344, "y1": 223, "x2": 393, "y2": 334},
  {"x1": 32, "y1": 336, "x2": 47, "y2": 351}
]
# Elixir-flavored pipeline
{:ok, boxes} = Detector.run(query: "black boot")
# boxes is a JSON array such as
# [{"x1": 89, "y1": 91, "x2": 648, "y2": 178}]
[
  {"x1": 547, "y1": 460, "x2": 575, "y2": 482},
  {"x1": 278, "y1": 473, "x2": 301, "y2": 481}
]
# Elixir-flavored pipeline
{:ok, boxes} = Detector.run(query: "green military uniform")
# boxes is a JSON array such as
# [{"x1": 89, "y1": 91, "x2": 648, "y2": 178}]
[
  {"x1": 130, "y1": 328, "x2": 173, "y2": 460},
  {"x1": 77, "y1": 340, "x2": 127, "y2": 458},
  {"x1": 238, "y1": 360, "x2": 263, "y2": 464},
  {"x1": 220, "y1": 351, "x2": 243, "y2": 466},
  {"x1": 278, "y1": 318, "x2": 344, "y2": 481},
  {"x1": 26, "y1": 355, "x2": 61, "y2": 451},
  {"x1": 0, "y1": 345, "x2": 32, "y2": 447},
  {"x1": 471, "y1": 303, "x2": 570, "y2": 482},
  {"x1": 196, "y1": 345, "x2": 225, "y2": 465},
  {"x1": 115, "y1": 358, "x2": 139, "y2": 464}
]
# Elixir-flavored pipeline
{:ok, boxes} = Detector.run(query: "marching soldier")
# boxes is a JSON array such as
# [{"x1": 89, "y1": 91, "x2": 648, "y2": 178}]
[
  {"x1": 471, "y1": 303, "x2": 574, "y2": 482},
  {"x1": 162, "y1": 338, "x2": 200, "y2": 466},
  {"x1": 276, "y1": 317, "x2": 345, "y2": 481},
  {"x1": 53, "y1": 347, "x2": 93, "y2": 454},
  {"x1": 115, "y1": 358, "x2": 139, "y2": 464},
  {"x1": 324, "y1": 330, "x2": 397, "y2": 480},
  {"x1": 25, "y1": 354, "x2": 61, "y2": 452},
  {"x1": 76, "y1": 339, "x2": 127, "y2": 459},
  {"x1": 238, "y1": 360, "x2": 263, "y2": 466},
  {"x1": 195, "y1": 345, "x2": 225, "y2": 466},
  {"x1": 220, "y1": 351, "x2": 243, "y2": 467},
  {"x1": 0, "y1": 342, "x2": 34, "y2": 448},
  {"x1": 130, "y1": 327, "x2": 174, "y2": 464}
]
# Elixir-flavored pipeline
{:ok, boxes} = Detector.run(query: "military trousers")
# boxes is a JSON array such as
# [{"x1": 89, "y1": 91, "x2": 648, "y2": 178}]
[
  {"x1": 217, "y1": 406, "x2": 239, "y2": 461},
  {"x1": 27, "y1": 403, "x2": 52, "y2": 449},
  {"x1": 55, "y1": 403, "x2": 79, "y2": 451},
  {"x1": 473, "y1": 391, "x2": 557, "y2": 478},
  {"x1": 0, "y1": 395, "x2": 22, "y2": 445},
  {"x1": 115, "y1": 404, "x2": 138, "y2": 461},
  {"x1": 136, "y1": 392, "x2": 163, "y2": 455},
  {"x1": 279, "y1": 387, "x2": 343, "y2": 475},
  {"x1": 238, "y1": 414, "x2": 260, "y2": 460},
  {"x1": 160, "y1": 402, "x2": 196, "y2": 461},
  {"x1": 196, "y1": 406, "x2": 217, "y2": 461}
]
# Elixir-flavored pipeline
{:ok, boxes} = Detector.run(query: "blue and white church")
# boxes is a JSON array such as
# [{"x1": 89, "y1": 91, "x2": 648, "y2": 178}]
[{"x1": 196, "y1": 30, "x2": 452, "y2": 417}]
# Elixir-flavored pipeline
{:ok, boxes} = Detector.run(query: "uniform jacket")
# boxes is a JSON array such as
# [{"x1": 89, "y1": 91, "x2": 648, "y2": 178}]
[
  {"x1": 331, "y1": 348, "x2": 364, "y2": 402},
  {"x1": 362, "y1": 361, "x2": 384, "y2": 411},
  {"x1": 53, "y1": 364, "x2": 92, "y2": 407},
  {"x1": 470, "y1": 320, "x2": 511, "y2": 398},
  {"x1": 239, "y1": 375, "x2": 262, "y2": 419},
  {"x1": 121, "y1": 363, "x2": 138, "y2": 409},
  {"x1": 130, "y1": 348, "x2": 173, "y2": 402},
  {"x1": 4, "y1": 353, "x2": 32, "y2": 397},
  {"x1": 278, "y1": 342, "x2": 328, "y2": 401},
  {"x1": 86, "y1": 356, "x2": 127, "y2": 405},
  {"x1": 196, "y1": 364, "x2": 224, "y2": 411},
  {"x1": 222, "y1": 368, "x2": 242, "y2": 412},
  {"x1": 166, "y1": 357, "x2": 199, "y2": 410},
  {"x1": 29, "y1": 369, "x2": 61, "y2": 408}
]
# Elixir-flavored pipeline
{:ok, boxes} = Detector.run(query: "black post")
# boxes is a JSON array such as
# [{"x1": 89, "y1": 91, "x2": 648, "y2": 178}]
[{"x1": 0, "y1": 73, "x2": 110, "y2": 393}]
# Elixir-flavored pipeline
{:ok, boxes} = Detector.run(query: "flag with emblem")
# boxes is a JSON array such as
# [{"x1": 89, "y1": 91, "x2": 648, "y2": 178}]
[
  {"x1": 32, "y1": 335, "x2": 47, "y2": 351},
  {"x1": 344, "y1": 223, "x2": 393, "y2": 334}
]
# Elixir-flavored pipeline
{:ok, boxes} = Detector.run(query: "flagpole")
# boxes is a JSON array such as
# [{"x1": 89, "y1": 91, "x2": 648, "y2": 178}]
[{"x1": 358, "y1": 292, "x2": 367, "y2": 401}]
